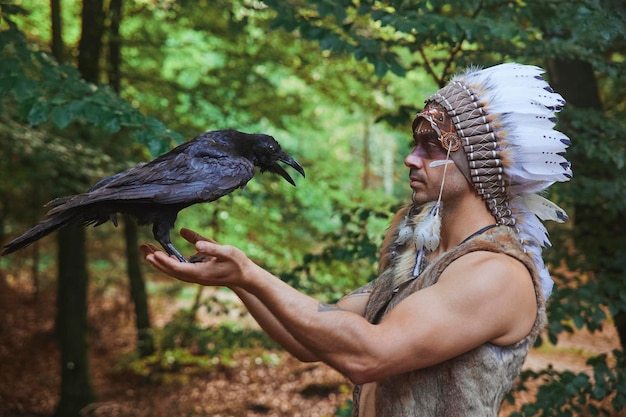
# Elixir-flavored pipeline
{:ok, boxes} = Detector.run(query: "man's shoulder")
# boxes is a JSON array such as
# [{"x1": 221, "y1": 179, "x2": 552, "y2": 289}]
[
  {"x1": 440, "y1": 225, "x2": 535, "y2": 283},
  {"x1": 439, "y1": 250, "x2": 533, "y2": 296}
]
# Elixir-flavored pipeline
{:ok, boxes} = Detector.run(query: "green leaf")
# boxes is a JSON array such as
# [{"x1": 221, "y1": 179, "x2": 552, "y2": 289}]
[
  {"x1": 572, "y1": 314, "x2": 585, "y2": 330},
  {"x1": 143, "y1": 116, "x2": 165, "y2": 132},
  {"x1": 50, "y1": 104, "x2": 73, "y2": 128},
  {"x1": 103, "y1": 117, "x2": 121, "y2": 134},
  {"x1": 27, "y1": 98, "x2": 50, "y2": 125}
]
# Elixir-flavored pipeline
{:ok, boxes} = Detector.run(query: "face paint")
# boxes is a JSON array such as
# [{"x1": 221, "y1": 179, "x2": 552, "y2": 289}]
[{"x1": 429, "y1": 160, "x2": 455, "y2": 168}]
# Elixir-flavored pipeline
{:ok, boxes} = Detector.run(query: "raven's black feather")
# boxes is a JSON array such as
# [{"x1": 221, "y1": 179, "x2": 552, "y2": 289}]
[{"x1": 2, "y1": 129, "x2": 305, "y2": 262}]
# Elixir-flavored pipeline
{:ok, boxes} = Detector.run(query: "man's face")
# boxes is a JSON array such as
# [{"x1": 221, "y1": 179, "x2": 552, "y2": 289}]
[{"x1": 405, "y1": 118, "x2": 469, "y2": 205}]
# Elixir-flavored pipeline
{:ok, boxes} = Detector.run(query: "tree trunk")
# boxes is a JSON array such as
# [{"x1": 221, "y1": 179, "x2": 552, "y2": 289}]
[
  {"x1": 53, "y1": 1, "x2": 105, "y2": 415},
  {"x1": 545, "y1": 58, "x2": 626, "y2": 349},
  {"x1": 124, "y1": 215, "x2": 155, "y2": 356},
  {"x1": 50, "y1": 0, "x2": 65, "y2": 63},
  {"x1": 78, "y1": 0, "x2": 105, "y2": 84},
  {"x1": 107, "y1": 0, "x2": 122, "y2": 91},
  {"x1": 53, "y1": 225, "x2": 94, "y2": 417}
]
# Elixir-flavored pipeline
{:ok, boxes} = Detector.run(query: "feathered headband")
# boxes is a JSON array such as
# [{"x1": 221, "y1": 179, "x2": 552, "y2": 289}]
[{"x1": 414, "y1": 62, "x2": 572, "y2": 298}]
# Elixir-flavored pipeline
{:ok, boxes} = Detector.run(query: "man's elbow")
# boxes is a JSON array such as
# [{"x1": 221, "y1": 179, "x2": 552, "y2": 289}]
[
  {"x1": 290, "y1": 350, "x2": 381, "y2": 384},
  {"x1": 340, "y1": 361, "x2": 382, "y2": 385}
]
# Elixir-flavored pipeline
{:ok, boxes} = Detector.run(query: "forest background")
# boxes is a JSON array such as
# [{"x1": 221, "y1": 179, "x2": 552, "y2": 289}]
[{"x1": 0, "y1": 0, "x2": 625, "y2": 416}]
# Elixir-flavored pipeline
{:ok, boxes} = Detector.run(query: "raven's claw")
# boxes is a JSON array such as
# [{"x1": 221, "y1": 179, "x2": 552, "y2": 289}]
[{"x1": 189, "y1": 255, "x2": 208, "y2": 263}]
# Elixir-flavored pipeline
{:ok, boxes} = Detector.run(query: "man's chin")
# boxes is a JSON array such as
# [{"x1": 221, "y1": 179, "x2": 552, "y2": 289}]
[
  {"x1": 411, "y1": 191, "x2": 427, "y2": 204},
  {"x1": 411, "y1": 192, "x2": 438, "y2": 206}
]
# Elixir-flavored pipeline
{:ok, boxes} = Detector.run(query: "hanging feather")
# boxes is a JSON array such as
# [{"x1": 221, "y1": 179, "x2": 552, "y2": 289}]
[
  {"x1": 395, "y1": 217, "x2": 413, "y2": 245},
  {"x1": 405, "y1": 202, "x2": 443, "y2": 277},
  {"x1": 413, "y1": 202, "x2": 442, "y2": 252},
  {"x1": 395, "y1": 202, "x2": 437, "y2": 246}
]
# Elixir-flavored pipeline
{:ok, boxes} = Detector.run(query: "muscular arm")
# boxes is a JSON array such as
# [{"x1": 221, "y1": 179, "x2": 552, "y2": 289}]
[
  {"x1": 143, "y1": 237, "x2": 536, "y2": 385},
  {"x1": 241, "y1": 251, "x2": 535, "y2": 384},
  {"x1": 142, "y1": 229, "x2": 373, "y2": 363}
]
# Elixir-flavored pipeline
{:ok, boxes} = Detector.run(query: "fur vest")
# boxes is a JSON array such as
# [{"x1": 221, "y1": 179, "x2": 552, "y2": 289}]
[{"x1": 353, "y1": 205, "x2": 546, "y2": 417}]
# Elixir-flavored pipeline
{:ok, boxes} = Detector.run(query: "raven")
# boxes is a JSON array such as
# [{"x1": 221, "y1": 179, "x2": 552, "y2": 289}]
[{"x1": 2, "y1": 129, "x2": 305, "y2": 262}]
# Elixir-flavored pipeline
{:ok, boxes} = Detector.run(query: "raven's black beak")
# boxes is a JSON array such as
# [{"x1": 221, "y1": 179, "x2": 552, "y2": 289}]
[{"x1": 275, "y1": 153, "x2": 305, "y2": 186}]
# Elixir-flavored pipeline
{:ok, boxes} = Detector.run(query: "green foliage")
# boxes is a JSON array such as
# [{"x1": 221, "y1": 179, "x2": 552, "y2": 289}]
[
  {"x1": 508, "y1": 351, "x2": 626, "y2": 417},
  {"x1": 264, "y1": 0, "x2": 626, "y2": 92},
  {"x1": 280, "y1": 205, "x2": 395, "y2": 301},
  {"x1": 264, "y1": 0, "x2": 533, "y2": 81},
  {"x1": 120, "y1": 0, "x2": 302, "y2": 133},
  {"x1": 541, "y1": 105, "x2": 626, "y2": 339},
  {"x1": 159, "y1": 308, "x2": 277, "y2": 356},
  {"x1": 0, "y1": 15, "x2": 183, "y2": 156},
  {"x1": 116, "y1": 347, "x2": 214, "y2": 384},
  {"x1": 116, "y1": 303, "x2": 280, "y2": 384},
  {"x1": 334, "y1": 399, "x2": 353, "y2": 417},
  {"x1": 117, "y1": 0, "x2": 403, "y2": 136}
]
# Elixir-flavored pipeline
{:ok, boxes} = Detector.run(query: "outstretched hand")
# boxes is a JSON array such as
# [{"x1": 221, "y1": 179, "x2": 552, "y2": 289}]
[{"x1": 140, "y1": 228, "x2": 251, "y2": 288}]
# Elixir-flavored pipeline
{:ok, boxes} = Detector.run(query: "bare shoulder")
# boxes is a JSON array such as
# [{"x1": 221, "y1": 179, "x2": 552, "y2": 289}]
[
  {"x1": 440, "y1": 250, "x2": 532, "y2": 289},
  {"x1": 369, "y1": 250, "x2": 539, "y2": 373},
  {"x1": 437, "y1": 250, "x2": 538, "y2": 345}
]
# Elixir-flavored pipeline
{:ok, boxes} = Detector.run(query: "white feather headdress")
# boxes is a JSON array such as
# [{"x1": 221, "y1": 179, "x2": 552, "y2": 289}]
[{"x1": 417, "y1": 63, "x2": 572, "y2": 298}]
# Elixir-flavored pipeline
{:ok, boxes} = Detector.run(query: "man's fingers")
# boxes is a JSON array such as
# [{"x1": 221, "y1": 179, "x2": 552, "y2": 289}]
[
  {"x1": 147, "y1": 250, "x2": 230, "y2": 284},
  {"x1": 196, "y1": 242, "x2": 241, "y2": 264},
  {"x1": 151, "y1": 251, "x2": 193, "y2": 272},
  {"x1": 142, "y1": 241, "x2": 244, "y2": 286}
]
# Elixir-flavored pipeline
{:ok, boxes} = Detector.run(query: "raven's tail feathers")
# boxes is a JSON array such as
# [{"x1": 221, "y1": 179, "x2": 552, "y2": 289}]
[{"x1": 1, "y1": 212, "x2": 74, "y2": 256}]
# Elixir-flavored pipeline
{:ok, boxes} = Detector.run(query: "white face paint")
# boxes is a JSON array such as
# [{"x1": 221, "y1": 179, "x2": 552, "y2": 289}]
[{"x1": 428, "y1": 159, "x2": 455, "y2": 168}]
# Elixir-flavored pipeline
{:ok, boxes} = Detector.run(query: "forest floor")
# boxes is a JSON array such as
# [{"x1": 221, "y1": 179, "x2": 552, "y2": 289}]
[{"x1": 0, "y1": 275, "x2": 622, "y2": 417}]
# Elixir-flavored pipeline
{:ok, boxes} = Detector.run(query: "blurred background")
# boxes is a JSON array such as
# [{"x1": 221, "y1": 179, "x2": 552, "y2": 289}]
[{"x1": 0, "y1": 1, "x2": 625, "y2": 416}]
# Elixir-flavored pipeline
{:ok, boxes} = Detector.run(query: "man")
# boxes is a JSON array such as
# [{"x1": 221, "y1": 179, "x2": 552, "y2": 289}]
[{"x1": 142, "y1": 63, "x2": 572, "y2": 416}]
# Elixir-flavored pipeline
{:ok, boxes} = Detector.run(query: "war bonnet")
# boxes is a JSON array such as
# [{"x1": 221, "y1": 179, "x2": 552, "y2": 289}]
[{"x1": 413, "y1": 63, "x2": 573, "y2": 298}]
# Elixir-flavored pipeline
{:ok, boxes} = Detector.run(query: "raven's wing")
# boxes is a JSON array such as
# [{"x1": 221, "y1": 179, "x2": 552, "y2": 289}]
[
  {"x1": 45, "y1": 166, "x2": 148, "y2": 211},
  {"x1": 88, "y1": 166, "x2": 146, "y2": 192},
  {"x1": 46, "y1": 145, "x2": 255, "y2": 215}
]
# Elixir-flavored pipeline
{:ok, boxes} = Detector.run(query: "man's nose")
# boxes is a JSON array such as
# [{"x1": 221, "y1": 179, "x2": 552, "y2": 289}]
[{"x1": 405, "y1": 146, "x2": 426, "y2": 169}]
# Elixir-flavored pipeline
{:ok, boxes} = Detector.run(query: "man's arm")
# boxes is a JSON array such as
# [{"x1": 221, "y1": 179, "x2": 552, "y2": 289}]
[
  {"x1": 142, "y1": 237, "x2": 536, "y2": 385},
  {"x1": 144, "y1": 228, "x2": 374, "y2": 362}
]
